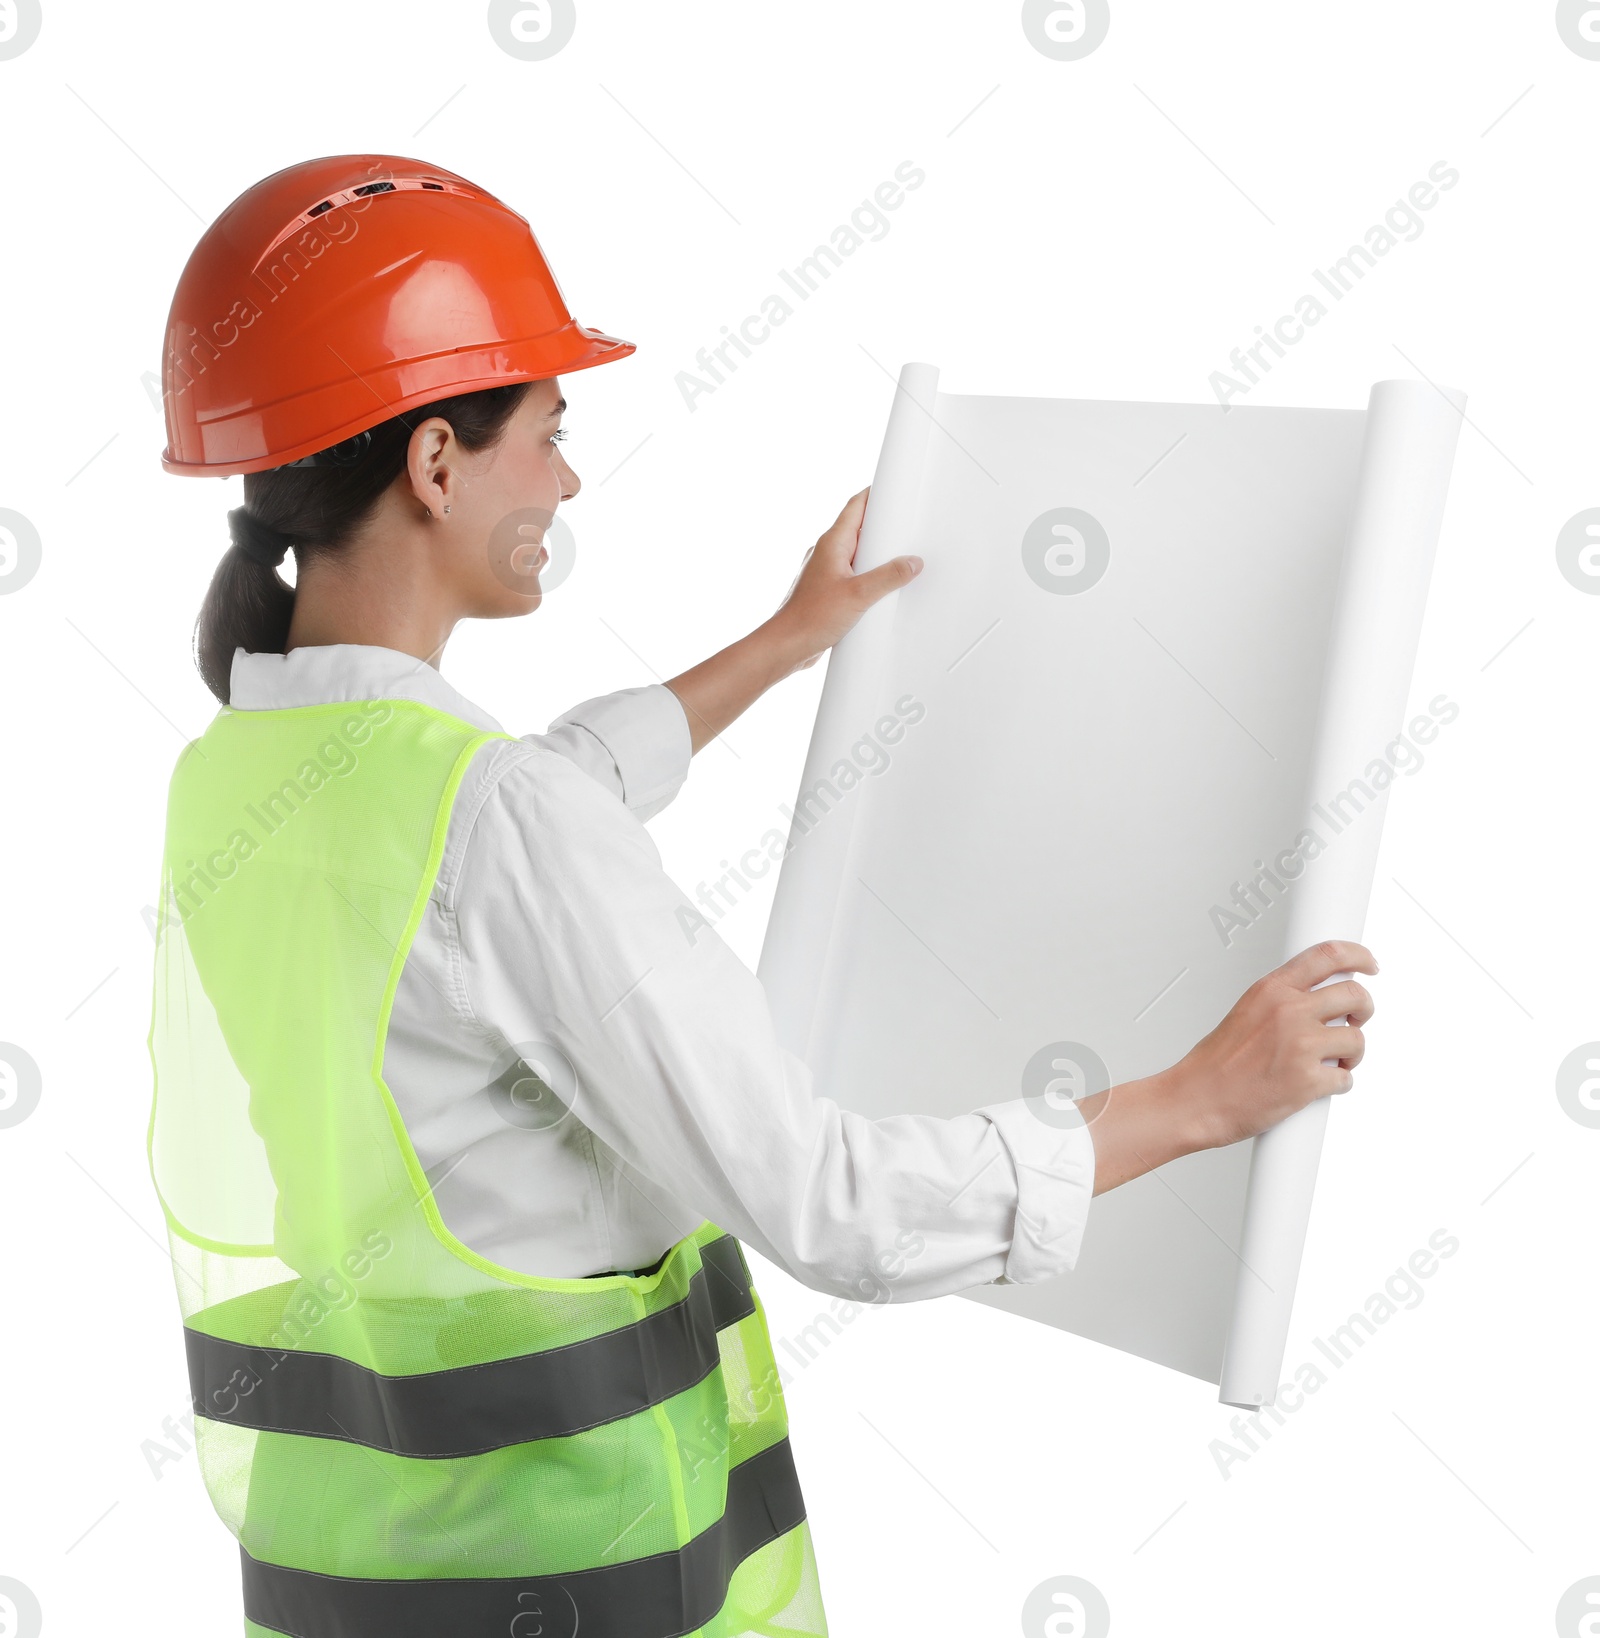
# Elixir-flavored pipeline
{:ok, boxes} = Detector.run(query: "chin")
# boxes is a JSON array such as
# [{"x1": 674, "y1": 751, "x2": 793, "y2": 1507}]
[{"x1": 481, "y1": 586, "x2": 544, "y2": 618}]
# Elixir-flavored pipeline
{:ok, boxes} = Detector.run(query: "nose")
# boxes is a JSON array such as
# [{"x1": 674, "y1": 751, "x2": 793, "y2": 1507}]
[{"x1": 555, "y1": 448, "x2": 580, "y2": 503}]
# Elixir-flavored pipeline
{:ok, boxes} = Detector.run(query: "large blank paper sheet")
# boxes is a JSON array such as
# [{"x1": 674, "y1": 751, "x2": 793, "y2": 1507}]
[{"x1": 758, "y1": 365, "x2": 1464, "y2": 1406}]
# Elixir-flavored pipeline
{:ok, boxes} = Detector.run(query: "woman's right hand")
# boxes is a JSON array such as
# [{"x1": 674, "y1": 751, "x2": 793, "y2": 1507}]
[
  {"x1": 770, "y1": 489, "x2": 922, "y2": 672},
  {"x1": 1077, "y1": 940, "x2": 1378, "y2": 1194}
]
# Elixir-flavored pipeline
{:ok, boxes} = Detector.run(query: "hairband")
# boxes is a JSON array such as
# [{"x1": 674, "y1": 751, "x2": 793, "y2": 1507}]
[{"x1": 227, "y1": 506, "x2": 295, "y2": 570}]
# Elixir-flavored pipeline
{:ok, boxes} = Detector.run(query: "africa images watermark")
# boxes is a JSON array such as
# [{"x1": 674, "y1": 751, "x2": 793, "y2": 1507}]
[
  {"x1": 0, "y1": 1042, "x2": 42, "y2": 1131},
  {"x1": 142, "y1": 1226, "x2": 395, "y2": 1481},
  {"x1": 676, "y1": 693, "x2": 926, "y2": 943},
  {"x1": 1207, "y1": 693, "x2": 1460, "y2": 948},
  {"x1": 1208, "y1": 161, "x2": 1460, "y2": 410},
  {"x1": 143, "y1": 701, "x2": 395, "y2": 937},
  {"x1": 1210, "y1": 1227, "x2": 1460, "y2": 1479},
  {"x1": 675, "y1": 161, "x2": 927, "y2": 412},
  {"x1": 162, "y1": 159, "x2": 394, "y2": 410},
  {"x1": 0, "y1": 1579, "x2": 41, "y2": 1638},
  {"x1": 0, "y1": 0, "x2": 42, "y2": 60},
  {"x1": 771, "y1": 1227, "x2": 928, "y2": 1379},
  {"x1": 0, "y1": 507, "x2": 42, "y2": 596},
  {"x1": 487, "y1": 0, "x2": 576, "y2": 60}
]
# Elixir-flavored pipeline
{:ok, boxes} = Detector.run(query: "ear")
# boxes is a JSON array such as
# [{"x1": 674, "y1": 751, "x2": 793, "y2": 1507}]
[{"x1": 405, "y1": 418, "x2": 459, "y2": 520}]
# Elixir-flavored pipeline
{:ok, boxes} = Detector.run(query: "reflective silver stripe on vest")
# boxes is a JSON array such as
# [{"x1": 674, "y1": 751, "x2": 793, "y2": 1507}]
[
  {"x1": 186, "y1": 1234, "x2": 757, "y2": 1458},
  {"x1": 240, "y1": 1436, "x2": 807, "y2": 1638}
]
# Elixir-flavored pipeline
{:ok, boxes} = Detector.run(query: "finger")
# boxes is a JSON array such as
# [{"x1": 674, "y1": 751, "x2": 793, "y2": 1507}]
[
  {"x1": 1310, "y1": 979, "x2": 1374, "y2": 1025},
  {"x1": 1320, "y1": 1063, "x2": 1358, "y2": 1096},
  {"x1": 815, "y1": 490, "x2": 870, "y2": 565},
  {"x1": 1306, "y1": 1020, "x2": 1364, "y2": 1066},
  {"x1": 851, "y1": 555, "x2": 923, "y2": 605},
  {"x1": 1316, "y1": 1024, "x2": 1365, "y2": 1069},
  {"x1": 1277, "y1": 940, "x2": 1378, "y2": 991}
]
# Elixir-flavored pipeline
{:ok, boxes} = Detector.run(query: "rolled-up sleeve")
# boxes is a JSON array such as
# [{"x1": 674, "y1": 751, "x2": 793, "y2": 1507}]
[
  {"x1": 971, "y1": 1100, "x2": 1096, "y2": 1285},
  {"x1": 527, "y1": 683, "x2": 692, "y2": 822},
  {"x1": 452, "y1": 741, "x2": 1096, "y2": 1303}
]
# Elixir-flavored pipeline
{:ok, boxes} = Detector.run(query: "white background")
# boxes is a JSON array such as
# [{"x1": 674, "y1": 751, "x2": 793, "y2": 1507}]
[{"x1": 0, "y1": 3, "x2": 1595, "y2": 1635}]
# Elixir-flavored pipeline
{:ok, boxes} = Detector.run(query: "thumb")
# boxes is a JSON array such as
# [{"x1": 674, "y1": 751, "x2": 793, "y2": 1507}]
[{"x1": 852, "y1": 554, "x2": 923, "y2": 606}]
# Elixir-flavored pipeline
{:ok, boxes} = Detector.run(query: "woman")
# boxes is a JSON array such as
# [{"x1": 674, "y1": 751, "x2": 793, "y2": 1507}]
[{"x1": 148, "y1": 155, "x2": 1375, "y2": 1638}]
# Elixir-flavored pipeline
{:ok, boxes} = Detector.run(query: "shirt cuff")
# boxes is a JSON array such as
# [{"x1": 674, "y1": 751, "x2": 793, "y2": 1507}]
[
  {"x1": 972, "y1": 1098, "x2": 1097, "y2": 1285},
  {"x1": 546, "y1": 684, "x2": 693, "y2": 821}
]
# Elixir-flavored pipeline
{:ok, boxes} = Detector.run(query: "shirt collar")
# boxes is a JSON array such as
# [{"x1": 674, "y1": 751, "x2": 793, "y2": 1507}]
[{"x1": 227, "y1": 645, "x2": 504, "y2": 733}]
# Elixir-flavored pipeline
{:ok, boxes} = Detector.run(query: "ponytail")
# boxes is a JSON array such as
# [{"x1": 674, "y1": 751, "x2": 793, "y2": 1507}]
[
  {"x1": 195, "y1": 531, "x2": 297, "y2": 701},
  {"x1": 194, "y1": 381, "x2": 534, "y2": 703}
]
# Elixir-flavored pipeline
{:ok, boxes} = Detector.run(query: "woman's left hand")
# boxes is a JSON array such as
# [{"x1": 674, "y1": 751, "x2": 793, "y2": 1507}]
[{"x1": 772, "y1": 489, "x2": 923, "y2": 671}]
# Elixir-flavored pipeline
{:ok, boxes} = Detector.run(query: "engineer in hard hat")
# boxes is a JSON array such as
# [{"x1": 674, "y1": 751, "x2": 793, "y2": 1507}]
[{"x1": 148, "y1": 155, "x2": 1376, "y2": 1638}]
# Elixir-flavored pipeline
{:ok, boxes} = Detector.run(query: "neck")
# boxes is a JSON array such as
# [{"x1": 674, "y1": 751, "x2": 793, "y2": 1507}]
[{"x1": 285, "y1": 529, "x2": 457, "y2": 667}]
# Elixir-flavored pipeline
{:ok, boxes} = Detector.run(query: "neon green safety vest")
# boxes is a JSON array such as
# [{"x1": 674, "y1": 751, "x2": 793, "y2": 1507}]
[{"x1": 147, "y1": 697, "x2": 827, "y2": 1638}]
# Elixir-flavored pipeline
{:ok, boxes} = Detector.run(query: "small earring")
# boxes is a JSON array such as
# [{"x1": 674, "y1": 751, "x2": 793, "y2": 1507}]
[{"x1": 443, "y1": 505, "x2": 452, "y2": 515}]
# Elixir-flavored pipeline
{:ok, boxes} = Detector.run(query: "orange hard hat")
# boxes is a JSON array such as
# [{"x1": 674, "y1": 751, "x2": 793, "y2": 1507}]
[{"x1": 160, "y1": 154, "x2": 634, "y2": 476}]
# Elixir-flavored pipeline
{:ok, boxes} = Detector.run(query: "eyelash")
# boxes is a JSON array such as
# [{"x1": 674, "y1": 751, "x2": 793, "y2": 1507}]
[{"x1": 551, "y1": 428, "x2": 568, "y2": 443}]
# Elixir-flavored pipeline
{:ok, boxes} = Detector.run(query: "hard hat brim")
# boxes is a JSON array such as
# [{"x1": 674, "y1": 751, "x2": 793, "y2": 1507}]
[{"x1": 162, "y1": 323, "x2": 635, "y2": 477}]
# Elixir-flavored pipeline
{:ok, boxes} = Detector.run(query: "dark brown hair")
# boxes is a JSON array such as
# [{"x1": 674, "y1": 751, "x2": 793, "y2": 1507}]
[{"x1": 194, "y1": 382, "x2": 533, "y2": 703}]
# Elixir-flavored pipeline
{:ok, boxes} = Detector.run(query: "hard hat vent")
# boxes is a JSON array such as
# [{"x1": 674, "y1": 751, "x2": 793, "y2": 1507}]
[{"x1": 258, "y1": 175, "x2": 477, "y2": 266}]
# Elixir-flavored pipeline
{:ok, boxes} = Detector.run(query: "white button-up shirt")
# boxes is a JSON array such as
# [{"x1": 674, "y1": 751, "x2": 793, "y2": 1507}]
[{"x1": 228, "y1": 644, "x2": 1095, "y2": 1301}]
